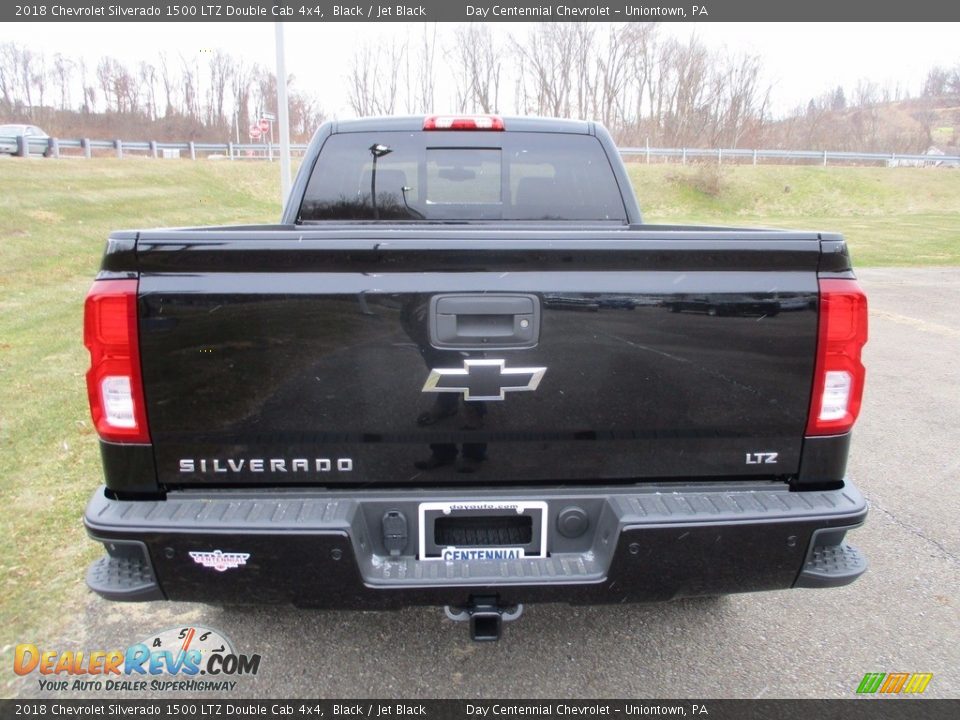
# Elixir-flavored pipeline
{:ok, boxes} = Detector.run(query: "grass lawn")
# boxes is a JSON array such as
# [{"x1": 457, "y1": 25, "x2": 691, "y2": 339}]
[
  {"x1": 0, "y1": 158, "x2": 282, "y2": 691},
  {"x1": 0, "y1": 157, "x2": 957, "y2": 687},
  {"x1": 627, "y1": 162, "x2": 960, "y2": 266}
]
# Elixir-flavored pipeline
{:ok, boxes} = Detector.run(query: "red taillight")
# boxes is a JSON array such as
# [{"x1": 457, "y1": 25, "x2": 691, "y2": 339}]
[
  {"x1": 806, "y1": 278, "x2": 868, "y2": 436},
  {"x1": 84, "y1": 279, "x2": 150, "y2": 443},
  {"x1": 423, "y1": 115, "x2": 505, "y2": 131}
]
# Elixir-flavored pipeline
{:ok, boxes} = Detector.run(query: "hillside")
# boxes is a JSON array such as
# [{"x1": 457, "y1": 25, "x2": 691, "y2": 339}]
[{"x1": 628, "y1": 163, "x2": 960, "y2": 266}]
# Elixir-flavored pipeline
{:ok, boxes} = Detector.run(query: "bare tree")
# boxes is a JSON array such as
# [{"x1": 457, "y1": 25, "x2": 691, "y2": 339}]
[
  {"x1": 595, "y1": 23, "x2": 650, "y2": 129},
  {"x1": 31, "y1": 52, "x2": 48, "y2": 114},
  {"x1": 380, "y1": 41, "x2": 404, "y2": 115},
  {"x1": 0, "y1": 43, "x2": 19, "y2": 113},
  {"x1": 830, "y1": 86, "x2": 846, "y2": 111},
  {"x1": 288, "y1": 90, "x2": 326, "y2": 138},
  {"x1": 158, "y1": 52, "x2": 177, "y2": 117},
  {"x1": 97, "y1": 57, "x2": 140, "y2": 114},
  {"x1": 231, "y1": 59, "x2": 256, "y2": 139},
  {"x1": 449, "y1": 24, "x2": 502, "y2": 113},
  {"x1": 53, "y1": 53, "x2": 74, "y2": 111},
  {"x1": 625, "y1": 23, "x2": 658, "y2": 132},
  {"x1": 711, "y1": 52, "x2": 769, "y2": 147},
  {"x1": 853, "y1": 79, "x2": 879, "y2": 108},
  {"x1": 512, "y1": 24, "x2": 578, "y2": 117},
  {"x1": 138, "y1": 62, "x2": 158, "y2": 120},
  {"x1": 923, "y1": 64, "x2": 960, "y2": 98},
  {"x1": 96, "y1": 57, "x2": 115, "y2": 112},
  {"x1": 19, "y1": 47, "x2": 34, "y2": 115},
  {"x1": 179, "y1": 53, "x2": 201, "y2": 120},
  {"x1": 923, "y1": 66, "x2": 949, "y2": 97},
  {"x1": 413, "y1": 23, "x2": 438, "y2": 113},
  {"x1": 346, "y1": 40, "x2": 404, "y2": 116},
  {"x1": 78, "y1": 58, "x2": 95, "y2": 114},
  {"x1": 347, "y1": 44, "x2": 377, "y2": 116},
  {"x1": 570, "y1": 23, "x2": 597, "y2": 120},
  {"x1": 206, "y1": 50, "x2": 233, "y2": 128}
]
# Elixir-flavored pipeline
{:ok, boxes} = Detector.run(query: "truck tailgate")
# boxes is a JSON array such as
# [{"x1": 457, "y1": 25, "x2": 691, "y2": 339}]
[{"x1": 135, "y1": 228, "x2": 821, "y2": 488}]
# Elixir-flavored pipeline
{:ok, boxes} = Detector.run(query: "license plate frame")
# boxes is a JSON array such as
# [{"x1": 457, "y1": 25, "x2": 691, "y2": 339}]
[{"x1": 418, "y1": 500, "x2": 548, "y2": 561}]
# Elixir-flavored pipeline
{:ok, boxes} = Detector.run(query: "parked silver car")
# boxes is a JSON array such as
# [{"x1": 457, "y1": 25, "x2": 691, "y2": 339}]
[{"x1": 0, "y1": 124, "x2": 51, "y2": 156}]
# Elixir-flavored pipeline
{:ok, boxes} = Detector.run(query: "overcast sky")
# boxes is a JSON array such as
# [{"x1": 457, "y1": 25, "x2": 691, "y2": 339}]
[{"x1": 14, "y1": 21, "x2": 960, "y2": 118}]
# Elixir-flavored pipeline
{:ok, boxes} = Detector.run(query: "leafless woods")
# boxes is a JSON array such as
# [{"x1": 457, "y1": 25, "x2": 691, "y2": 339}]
[{"x1": 2, "y1": 22, "x2": 956, "y2": 151}]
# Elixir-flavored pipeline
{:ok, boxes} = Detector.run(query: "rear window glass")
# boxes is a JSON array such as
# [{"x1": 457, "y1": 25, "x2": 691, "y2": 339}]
[
  {"x1": 426, "y1": 148, "x2": 501, "y2": 204},
  {"x1": 298, "y1": 131, "x2": 627, "y2": 222}
]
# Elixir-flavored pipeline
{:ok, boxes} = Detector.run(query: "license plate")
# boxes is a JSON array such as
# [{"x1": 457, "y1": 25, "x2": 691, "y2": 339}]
[{"x1": 418, "y1": 500, "x2": 548, "y2": 561}]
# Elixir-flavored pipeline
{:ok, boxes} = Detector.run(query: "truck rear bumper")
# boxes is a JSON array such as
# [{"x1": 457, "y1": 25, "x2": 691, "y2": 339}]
[{"x1": 83, "y1": 481, "x2": 868, "y2": 608}]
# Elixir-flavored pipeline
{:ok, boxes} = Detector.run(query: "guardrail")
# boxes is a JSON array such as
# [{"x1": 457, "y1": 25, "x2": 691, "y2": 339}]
[
  {"x1": 2, "y1": 134, "x2": 959, "y2": 167},
  {"x1": 0, "y1": 135, "x2": 310, "y2": 160},
  {"x1": 618, "y1": 146, "x2": 960, "y2": 166}
]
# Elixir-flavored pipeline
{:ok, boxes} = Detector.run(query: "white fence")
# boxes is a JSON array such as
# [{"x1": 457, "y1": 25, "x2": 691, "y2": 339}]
[{"x1": 3, "y1": 134, "x2": 959, "y2": 167}]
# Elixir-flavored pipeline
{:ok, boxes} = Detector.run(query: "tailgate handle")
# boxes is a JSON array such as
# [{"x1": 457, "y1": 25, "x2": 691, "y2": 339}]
[{"x1": 430, "y1": 294, "x2": 541, "y2": 349}]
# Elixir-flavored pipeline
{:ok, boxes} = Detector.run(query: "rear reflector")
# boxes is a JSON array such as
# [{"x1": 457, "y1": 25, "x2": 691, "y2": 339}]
[
  {"x1": 806, "y1": 278, "x2": 868, "y2": 436},
  {"x1": 84, "y1": 279, "x2": 150, "y2": 443},
  {"x1": 423, "y1": 115, "x2": 505, "y2": 131}
]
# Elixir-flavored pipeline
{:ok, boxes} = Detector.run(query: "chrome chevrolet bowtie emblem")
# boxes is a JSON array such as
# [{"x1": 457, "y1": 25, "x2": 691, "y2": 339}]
[{"x1": 422, "y1": 359, "x2": 546, "y2": 401}]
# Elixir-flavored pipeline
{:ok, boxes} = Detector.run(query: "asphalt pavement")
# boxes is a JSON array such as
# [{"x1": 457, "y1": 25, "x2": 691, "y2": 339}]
[{"x1": 11, "y1": 267, "x2": 959, "y2": 699}]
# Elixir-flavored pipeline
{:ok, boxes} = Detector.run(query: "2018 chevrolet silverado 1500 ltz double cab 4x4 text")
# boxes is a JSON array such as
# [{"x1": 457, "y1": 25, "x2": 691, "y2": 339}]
[{"x1": 83, "y1": 115, "x2": 868, "y2": 640}]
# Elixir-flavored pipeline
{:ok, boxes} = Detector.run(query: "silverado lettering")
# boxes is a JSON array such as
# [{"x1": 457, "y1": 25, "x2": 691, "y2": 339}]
[
  {"x1": 178, "y1": 458, "x2": 354, "y2": 473},
  {"x1": 81, "y1": 115, "x2": 869, "y2": 641}
]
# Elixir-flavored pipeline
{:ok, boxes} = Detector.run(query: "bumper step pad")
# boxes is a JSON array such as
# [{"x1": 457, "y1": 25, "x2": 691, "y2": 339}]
[
  {"x1": 796, "y1": 542, "x2": 867, "y2": 588},
  {"x1": 86, "y1": 542, "x2": 164, "y2": 601}
]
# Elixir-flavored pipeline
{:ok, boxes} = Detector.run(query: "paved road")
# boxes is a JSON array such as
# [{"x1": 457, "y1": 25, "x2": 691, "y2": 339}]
[{"x1": 13, "y1": 268, "x2": 960, "y2": 699}]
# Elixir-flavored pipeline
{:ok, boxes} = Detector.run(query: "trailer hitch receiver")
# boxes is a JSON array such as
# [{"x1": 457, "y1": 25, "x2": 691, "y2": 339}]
[{"x1": 444, "y1": 595, "x2": 524, "y2": 641}]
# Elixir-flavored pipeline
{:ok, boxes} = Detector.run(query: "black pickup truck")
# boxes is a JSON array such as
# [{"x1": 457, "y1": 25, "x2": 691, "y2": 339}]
[{"x1": 83, "y1": 115, "x2": 868, "y2": 640}]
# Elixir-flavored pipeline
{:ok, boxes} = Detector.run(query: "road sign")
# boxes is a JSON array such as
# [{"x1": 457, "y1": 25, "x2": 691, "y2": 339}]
[
  {"x1": 261, "y1": 112, "x2": 276, "y2": 121},
  {"x1": 249, "y1": 125, "x2": 262, "y2": 140},
  {"x1": 258, "y1": 118, "x2": 270, "y2": 132}
]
